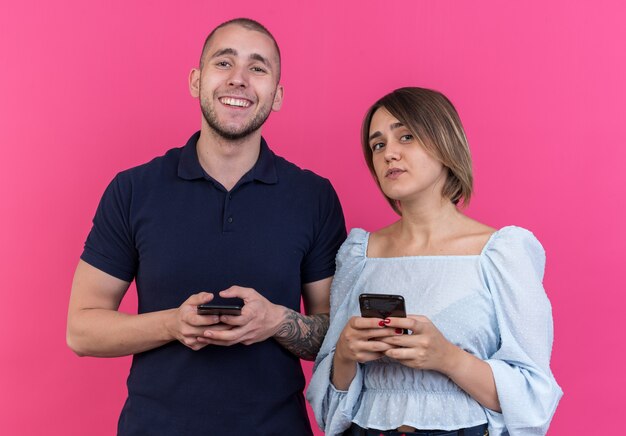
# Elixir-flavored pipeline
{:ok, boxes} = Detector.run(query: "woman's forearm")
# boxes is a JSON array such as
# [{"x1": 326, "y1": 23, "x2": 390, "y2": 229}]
[
  {"x1": 443, "y1": 346, "x2": 501, "y2": 412},
  {"x1": 331, "y1": 352, "x2": 358, "y2": 391}
]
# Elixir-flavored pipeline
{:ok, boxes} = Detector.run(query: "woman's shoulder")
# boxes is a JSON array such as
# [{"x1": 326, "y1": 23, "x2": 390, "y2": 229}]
[
  {"x1": 343, "y1": 227, "x2": 370, "y2": 250},
  {"x1": 364, "y1": 221, "x2": 403, "y2": 257},
  {"x1": 335, "y1": 228, "x2": 369, "y2": 264},
  {"x1": 481, "y1": 225, "x2": 544, "y2": 256},
  {"x1": 480, "y1": 225, "x2": 547, "y2": 280},
  {"x1": 454, "y1": 218, "x2": 497, "y2": 255},
  {"x1": 346, "y1": 227, "x2": 369, "y2": 241}
]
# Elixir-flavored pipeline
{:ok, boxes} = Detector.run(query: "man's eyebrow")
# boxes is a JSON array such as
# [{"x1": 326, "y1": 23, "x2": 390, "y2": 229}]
[
  {"x1": 368, "y1": 122, "x2": 405, "y2": 141},
  {"x1": 209, "y1": 49, "x2": 273, "y2": 71},
  {"x1": 210, "y1": 48, "x2": 237, "y2": 59},
  {"x1": 249, "y1": 53, "x2": 272, "y2": 69}
]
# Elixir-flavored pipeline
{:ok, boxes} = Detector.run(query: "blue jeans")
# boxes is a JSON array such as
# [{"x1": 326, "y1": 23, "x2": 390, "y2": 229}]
[{"x1": 343, "y1": 422, "x2": 489, "y2": 436}]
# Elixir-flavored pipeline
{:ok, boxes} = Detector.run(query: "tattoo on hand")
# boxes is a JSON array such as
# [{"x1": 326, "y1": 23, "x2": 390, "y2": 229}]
[{"x1": 274, "y1": 311, "x2": 330, "y2": 361}]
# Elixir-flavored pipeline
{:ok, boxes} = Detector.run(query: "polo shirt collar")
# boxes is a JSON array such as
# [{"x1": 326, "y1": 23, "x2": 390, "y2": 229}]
[{"x1": 177, "y1": 131, "x2": 278, "y2": 184}]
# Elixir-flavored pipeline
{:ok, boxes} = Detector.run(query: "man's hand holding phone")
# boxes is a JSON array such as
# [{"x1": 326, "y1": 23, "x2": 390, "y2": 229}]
[
  {"x1": 197, "y1": 296, "x2": 244, "y2": 316},
  {"x1": 166, "y1": 292, "x2": 226, "y2": 351},
  {"x1": 195, "y1": 286, "x2": 284, "y2": 347}
]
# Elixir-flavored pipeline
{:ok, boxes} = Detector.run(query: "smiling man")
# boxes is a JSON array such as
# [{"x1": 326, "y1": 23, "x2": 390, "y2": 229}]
[{"x1": 66, "y1": 18, "x2": 346, "y2": 435}]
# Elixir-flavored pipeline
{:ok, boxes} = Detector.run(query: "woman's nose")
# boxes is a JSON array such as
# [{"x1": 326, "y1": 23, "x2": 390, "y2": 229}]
[{"x1": 384, "y1": 142, "x2": 400, "y2": 162}]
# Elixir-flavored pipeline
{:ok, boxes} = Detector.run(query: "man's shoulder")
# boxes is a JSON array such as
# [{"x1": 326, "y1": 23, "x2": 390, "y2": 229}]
[
  {"x1": 115, "y1": 146, "x2": 183, "y2": 183},
  {"x1": 272, "y1": 153, "x2": 331, "y2": 188}
]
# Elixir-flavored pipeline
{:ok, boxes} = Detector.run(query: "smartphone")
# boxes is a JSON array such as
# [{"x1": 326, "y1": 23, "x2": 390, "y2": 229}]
[
  {"x1": 197, "y1": 297, "x2": 244, "y2": 316},
  {"x1": 359, "y1": 293, "x2": 407, "y2": 319}
]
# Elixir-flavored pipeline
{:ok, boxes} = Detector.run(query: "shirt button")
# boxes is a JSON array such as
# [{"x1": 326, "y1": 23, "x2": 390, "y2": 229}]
[
  {"x1": 227, "y1": 216, "x2": 233, "y2": 223},
  {"x1": 228, "y1": 194, "x2": 232, "y2": 199}
]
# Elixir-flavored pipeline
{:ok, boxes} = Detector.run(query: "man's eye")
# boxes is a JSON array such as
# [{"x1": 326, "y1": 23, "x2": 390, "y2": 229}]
[
  {"x1": 251, "y1": 66, "x2": 267, "y2": 73},
  {"x1": 216, "y1": 61, "x2": 231, "y2": 68}
]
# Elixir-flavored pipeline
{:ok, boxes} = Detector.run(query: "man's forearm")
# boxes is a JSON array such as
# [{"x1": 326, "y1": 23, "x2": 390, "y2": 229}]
[
  {"x1": 273, "y1": 309, "x2": 330, "y2": 361},
  {"x1": 67, "y1": 308, "x2": 176, "y2": 357}
]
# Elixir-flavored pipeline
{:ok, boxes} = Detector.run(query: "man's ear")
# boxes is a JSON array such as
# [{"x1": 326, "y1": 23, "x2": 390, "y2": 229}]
[
  {"x1": 189, "y1": 68, "x2": 200, "y2": 98},
  {"x1": 272, "y1": 84, "x2": 284, "y2": 112}
]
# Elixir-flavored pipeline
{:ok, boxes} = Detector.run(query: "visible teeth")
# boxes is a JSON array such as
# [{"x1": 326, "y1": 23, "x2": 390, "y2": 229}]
[{"x1": 220, "y1": 97, "x2": 250, "y2": 107}]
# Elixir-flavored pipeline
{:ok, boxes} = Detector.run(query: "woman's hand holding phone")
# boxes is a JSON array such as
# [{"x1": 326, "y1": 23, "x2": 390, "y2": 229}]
[
  {"x1": 378, "y1": 315, "x2": 461, "y2": 374},
  {"x1": 331, "y1": 315, "x2": 399, "y2": 390},
  {"x1": 335, "y1": 316, "x2": 398, "y2": 362},
  {"x1": 335, "y1": 293, "x2": 409, "y2": 365},
  {"x1": 331, "y1": 294, "x2": 407, "y2": 389}
]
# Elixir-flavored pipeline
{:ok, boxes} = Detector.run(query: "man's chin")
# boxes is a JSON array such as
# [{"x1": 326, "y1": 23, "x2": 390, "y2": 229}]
[
  {"x1": 216, "y1": 130, "x2": 255, "y2": 141},
  {"x1": 205, "y1": 118, "x2": 267, "y2": 142},
  {"x1": 201, "y1": 106, "x2": 270, "y2": 142},
  {"x1": 208, "y1": 123, "x2": 257, "y2": 141}
]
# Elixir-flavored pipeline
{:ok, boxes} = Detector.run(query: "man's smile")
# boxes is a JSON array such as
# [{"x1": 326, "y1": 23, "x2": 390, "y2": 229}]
[{"x1": 219, "y1": 96, "x2": 252, "y2": 108}]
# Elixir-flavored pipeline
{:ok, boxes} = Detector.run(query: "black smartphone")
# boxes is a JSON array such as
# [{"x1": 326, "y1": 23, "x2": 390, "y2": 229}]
[
  {"x1": 359, "y1": 293, "x2": 407, "y2": 319},
  {"x1": 197, "y1": 297, "x2": 244, "y2": 316}
]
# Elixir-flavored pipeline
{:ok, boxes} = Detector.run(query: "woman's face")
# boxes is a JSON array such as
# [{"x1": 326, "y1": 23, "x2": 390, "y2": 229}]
[{"x1": 368, "y1": 107, "x2": 447, "y2": 205}]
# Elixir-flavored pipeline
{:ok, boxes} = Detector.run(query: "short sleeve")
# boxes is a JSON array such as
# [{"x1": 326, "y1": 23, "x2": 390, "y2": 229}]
[
  {"x1": 481, "y1": 226, "x2": 562, "y2": 435},
  {"x1": 306, "y1": 229, "x2": 368, "y2": 435},
  {"x1": 300, "y1": 179, "x2": 347, "y2": 284},
  {"x1": 80, "y1": 174, "x2": 137, "y2": 282}
]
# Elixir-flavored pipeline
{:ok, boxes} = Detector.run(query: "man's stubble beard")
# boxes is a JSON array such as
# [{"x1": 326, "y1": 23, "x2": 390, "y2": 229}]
[{"x1": 199, "y1": 92, "x2": 274, "y2": 141}]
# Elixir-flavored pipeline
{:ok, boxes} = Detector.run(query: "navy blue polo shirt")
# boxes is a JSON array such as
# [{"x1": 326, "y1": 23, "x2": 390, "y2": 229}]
[{"x1": 81, "y1": 131, "x2": 346, "y2": 435}]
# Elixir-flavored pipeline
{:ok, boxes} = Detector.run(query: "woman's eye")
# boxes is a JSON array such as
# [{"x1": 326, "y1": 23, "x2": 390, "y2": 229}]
[
  {"x1": 371, "y1": 142, "x2": 385, "y2": 152},
  {"x1": 400, "y1": 134, "x2": 413, "y2": 142}
]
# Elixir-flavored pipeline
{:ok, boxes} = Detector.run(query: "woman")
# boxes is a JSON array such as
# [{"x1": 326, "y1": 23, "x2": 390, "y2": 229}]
[{"x1": 307, "y1": 87, "x2": 562, "y2": 436}]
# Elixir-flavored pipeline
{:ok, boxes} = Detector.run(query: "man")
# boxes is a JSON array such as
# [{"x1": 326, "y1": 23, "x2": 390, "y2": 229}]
[{"x1": 67, "y1": 18, "x2": 346, "y2": 435}]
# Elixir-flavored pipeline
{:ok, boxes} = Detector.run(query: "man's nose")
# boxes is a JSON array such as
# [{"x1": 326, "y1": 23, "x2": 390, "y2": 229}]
[{"x1": 227, "y1": 66, "x2": 248, "y2": 87}]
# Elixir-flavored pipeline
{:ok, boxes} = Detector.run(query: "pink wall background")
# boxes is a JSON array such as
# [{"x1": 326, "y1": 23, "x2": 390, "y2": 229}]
[{"x1": 1, "y1": 0, "x2": 624, "y2": 434}]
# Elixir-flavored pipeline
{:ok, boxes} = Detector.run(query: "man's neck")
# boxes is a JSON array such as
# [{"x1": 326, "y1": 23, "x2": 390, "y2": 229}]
[{"x1": 195, "y1": 126, "x2": 263, "y2": 192}]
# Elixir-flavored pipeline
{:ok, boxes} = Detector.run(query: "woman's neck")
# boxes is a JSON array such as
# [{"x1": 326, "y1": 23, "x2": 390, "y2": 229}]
[{"x1": 397, "y1": 197, "x2": 462, "y2": 238}]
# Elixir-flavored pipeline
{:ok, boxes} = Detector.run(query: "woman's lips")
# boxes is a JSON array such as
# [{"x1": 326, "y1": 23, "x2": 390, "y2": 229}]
[{"x1": 385, "y1": 168, "x2": 405, "y2": 179}]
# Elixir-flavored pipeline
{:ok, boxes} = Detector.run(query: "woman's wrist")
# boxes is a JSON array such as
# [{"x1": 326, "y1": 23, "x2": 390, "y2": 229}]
[
  {"x1": 439, "y1": 342, "x2": 466, "y2": 377},
  {"x1": 331, "y1": 349, "x2": 357, "y2": 390}
]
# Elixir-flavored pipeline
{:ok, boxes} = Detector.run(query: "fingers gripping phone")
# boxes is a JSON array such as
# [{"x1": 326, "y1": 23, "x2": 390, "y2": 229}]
[
  {"x1": 197, "y1": 297, "x2": 244, "y2": 316},
  {"x1": 359, "y1": 293, "x2": 408, "y2": 333}
]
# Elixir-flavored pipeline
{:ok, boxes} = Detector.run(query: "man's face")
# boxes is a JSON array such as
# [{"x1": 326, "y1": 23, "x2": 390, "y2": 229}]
[{"x1": 190, "y1": 24, "x2": 283, "y2": 141}]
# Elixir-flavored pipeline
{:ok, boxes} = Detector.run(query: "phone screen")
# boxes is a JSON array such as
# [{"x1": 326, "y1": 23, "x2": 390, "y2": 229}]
[
  {"x1": 359, "y1": 293, "x2": 407, "y2": 319},
  {"x1": 197, "y1": 297, "x2": 244, "y2": 316}
]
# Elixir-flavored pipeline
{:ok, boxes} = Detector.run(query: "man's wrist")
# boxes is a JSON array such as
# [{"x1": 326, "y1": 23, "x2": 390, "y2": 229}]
[
  {"x1": 271, "y1": 310, "x2": 329, "y2": 360},
  {"x1": 271, "y1": 305, "x2": 291, "y2": 339},
  {"x1": 162, "y1": 308, "x2": 180, "y2": 342}
]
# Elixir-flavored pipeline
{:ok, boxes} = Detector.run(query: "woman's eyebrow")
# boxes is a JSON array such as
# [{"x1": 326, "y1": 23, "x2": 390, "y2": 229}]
[{"x1": 369, "y1": 123, "x2": 404, "y2": 141}]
